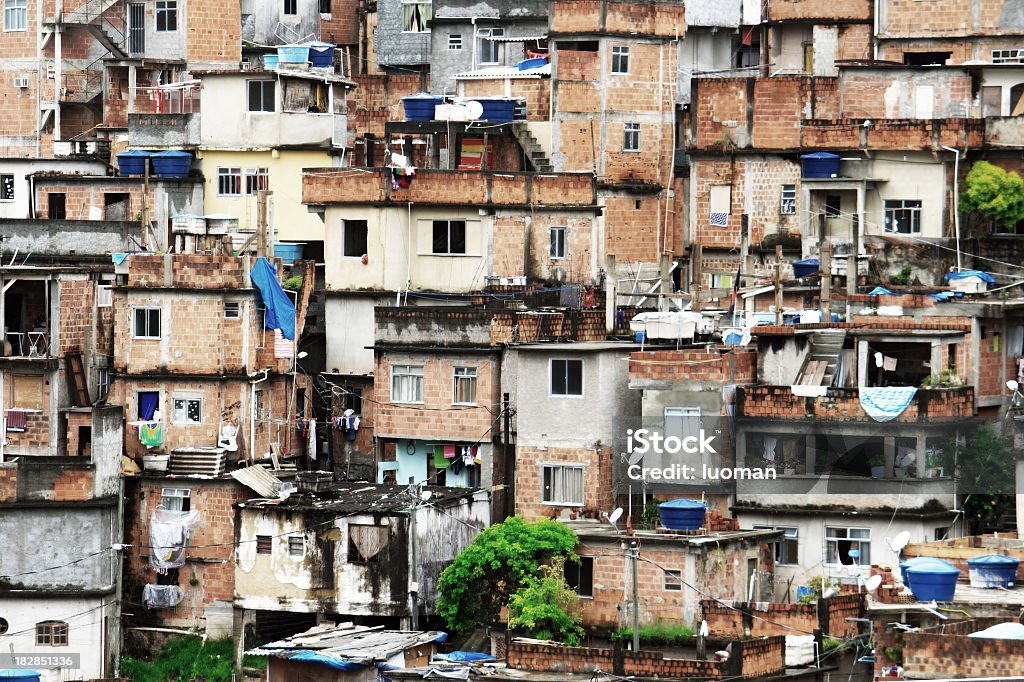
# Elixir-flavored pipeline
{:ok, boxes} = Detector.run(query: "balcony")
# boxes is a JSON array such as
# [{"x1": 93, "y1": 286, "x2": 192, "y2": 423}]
[
  {"x1": 128, "y1": 113, "x2": 200, "y2": 148},
  {"x1": 302, "y1": 168, "x2": 597, "y2": 207},
  {"x1": 736, "y1": 385, "x2": 975, "y2": 423},
  {"x1": 375, "y1": 306, "x2": 609, "y2": 347},
  {"x1": 985, "y1": 116, "x2": 1024, "y2": 147}
]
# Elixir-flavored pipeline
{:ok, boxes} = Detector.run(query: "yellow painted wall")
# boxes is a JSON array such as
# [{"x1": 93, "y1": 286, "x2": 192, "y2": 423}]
[{"x1": 198, "y1": 149, "x2": 332, "y2": 242}]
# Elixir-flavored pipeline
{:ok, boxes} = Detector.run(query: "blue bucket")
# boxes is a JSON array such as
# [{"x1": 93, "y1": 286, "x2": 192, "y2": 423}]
[
  {"x1": 403, "y1": 93, "x2": 442, "y2": 121},
  {"x1": 800, "y1": 152, "x2": 841, "y2": 179},
  {"x1": 475, "y1": 99, "x2": 516, "y2": 123},
  {"x1": 0, "y1": 672, "x2": 42, "y2": 682},
  {"x1": 658, "y1": 499, "x2": 707, "y2": 531}
]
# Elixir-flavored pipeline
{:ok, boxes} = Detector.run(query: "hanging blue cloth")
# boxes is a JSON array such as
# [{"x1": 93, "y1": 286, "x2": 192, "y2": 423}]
[
  {"x1": 944, "y1": 270, "x2": 996, "y2": 285},
  {"x1": 139, "y1": 392, "x2": 159, "y2": 420},
  {"x1": 250, "y1": 257, "x2": 296, "y2": 340}
]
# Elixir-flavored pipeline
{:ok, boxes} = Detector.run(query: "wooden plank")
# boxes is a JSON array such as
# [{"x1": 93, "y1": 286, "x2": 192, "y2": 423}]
[{"x1": 809, "y1": 360, "x2": 827, "y2": 386}]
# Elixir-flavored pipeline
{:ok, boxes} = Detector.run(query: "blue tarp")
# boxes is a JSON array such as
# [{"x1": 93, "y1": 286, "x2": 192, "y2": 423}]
[
  {"x1": 439, "y1": 652, "x2": 496, "y2": 663},
  {"x1": 944, "y1": 270, "x2": 996, "y2": 285},
  {"x1": 288, "y1": 651, "x2": 367, "y2": 671},
  {"x1": 869, "y1": 286, "x2": 960, "y2": 302},
  {"x1": 250, "y1": 257, "x2": 296, "y2": 340},
  {"x1": 868, "y1": 286, "x2": 894, "y2": 296}
]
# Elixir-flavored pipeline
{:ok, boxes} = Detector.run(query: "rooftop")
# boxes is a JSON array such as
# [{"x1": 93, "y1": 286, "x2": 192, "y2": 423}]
[
  {"x1": 248, "y1": 624, "x2": 445, "y2": 662},
  {"x1": 237, "y1": 483, "x2": 485, "y2": 513},
  {"x1": 565, "y1": 519, "x2": 782, "y2": 545}
]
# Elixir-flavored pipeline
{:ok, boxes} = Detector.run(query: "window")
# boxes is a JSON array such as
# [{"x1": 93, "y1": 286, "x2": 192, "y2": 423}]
[
  {"x1": 254, "y1": 389, "x2": 265, "y2": 420},
  {"x1": 133, "y1": 307, "x2": 161, "y2": 339},
  {"x1": 780, "y1": 184, "x2": 796, "y2": 215},
  {"x1": 550, "y1": 359, "x2": 583, "y2": 396},
  {"x1": 48, "y1": 193, "x2": 66, "y2": 220},
  {"x1": 709, "y1": 185, "x2": 730, "y2": 226},
  {"x1": 224, "y1": 301, "x2": 240, "y2": 318},
  {"x1": 826, "y1": 526, "x2": 871, "y2": 566},
  {"x1": 172, "y1": 396, "x2": 202, "y2": 425},
  {"x1": 448, "y1": 33, "x2": 463, "y2": 50},
  {"x1": 244, "y1": 167, "x2": 269, "y2": 194},
  {"x1": 402, "y1": 0, "x2": 431, "y2": 32},
  {"x1": 550, "y1": 226, "x2": 566, "y2": 259},
  {"x1": 391, "y1": 365, "x2": 424, "y2": 403},
  {"x1": 97, "y1": 284, "x2": 113, "y2": 307},
  {"x1": 623, "y1": 122, "x2": 641, "y2": 152},
  {"x1": 341, "y1": 385, "x2": 363, "y2": 413},
  {"x1": 0, "y1": 174, "x2": 13, "y2": 201},
  {"x1": 319, "y1": 0, "x2": 331, "y2": 11},
  {"x1": 155, "y1": 0, "x2": 177, "y2": 31},
  {"x1": 477, "y1": 27, "x2": 505, "y2": 64},
  {"x1": 161, "y1": 487, "x2": 191, "y2": 512},
  {"x1": 12, "y1": 375, "x2": 43, "y2": 410},
  {"x1": 754, "y1": 525, "x2": 799, "y2": 565},
  {"x1": 248, "y1": 80, "x2": 275, "y2": 112},
  {"x1": 96, "y1": 368, "x2": 110, "y2": 402},
  {"x1": 993, "y1": 48, "x2": 1024, "y2": 64},
  {"x1": 348, "y1": 524, "x2": 390, "y2": 562},
  {"x1": 284, "y1": 0, "x2": 297, "y2": 14},
  {"x1": 218, "y1": 168, "x2": 241, "y2": 196},
  {"x1": 612, "y1": 45, "x2": 630, "y2": 74},
  {"x1": 343, "y1": 219, "x2": 368, "y2": 257},
  {"x1": 431, "y1": 220, "x2": 466, "y2": 255},
  {"x1": 256, "y1": 535, "x2": 273, "y2": 554},
  {"x1": 564, "y1": 556, "x2": 594, "y2": 598},
  {"x1": 35, "y1": 621, "x2": 68, "y2": 646},
  {"x1": 884, "y1": 199, "x2": 922, "y2": 234},
  {"x1": 453, "y1": 366, "x2": 477, "y2": 405},
  {"x1": 824, "y1": 194, "x2": 841, "y2": 218},
  {"x1": 137, "y1": 391, "x2": 159, "y2": 421},
  {"x1": 542, "y1": 464, "x2": 584, "y2": 505},
  {"x1": 288, "y1": 536, "x2": 305, "y2": 556},
  {"x1": 3, "y1": 0, "x2": 27, "y2": 31},
  {"x1": 664, "y1": 569, "x2": 682, "y2": 591}
]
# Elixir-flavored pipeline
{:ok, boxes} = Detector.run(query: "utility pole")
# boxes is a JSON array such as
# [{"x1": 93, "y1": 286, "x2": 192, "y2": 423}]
[
  {"x1": 256, "y1": 189, "x2": 270, "y2": 258},
  {"x1": 410, "y1": 490, "x2": 420, "y2": 630},
  {"x1": 630, "y1": 538, "x2": 640, "y2": 652},
  {"x1": 820, "y1": 242, "x2": 832, "y2": 319},
  {"x1": 141, "y1": 159, "x2": 150, "y2": 250},
  {"x1": 774, "y1": 244, "x2": 783, "y2": 326}
]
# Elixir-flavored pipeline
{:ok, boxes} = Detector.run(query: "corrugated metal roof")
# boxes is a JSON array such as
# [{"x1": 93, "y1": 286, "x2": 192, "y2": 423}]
[
  {"x1": 230, "y1": 464, "x2": 283, "y2": 498},
  {"x1": 247, "y1": 624, "x2": 447, "y2": 663},
  {"x1": 453, "y1": 63, "x2": 551, "y2": 80}
]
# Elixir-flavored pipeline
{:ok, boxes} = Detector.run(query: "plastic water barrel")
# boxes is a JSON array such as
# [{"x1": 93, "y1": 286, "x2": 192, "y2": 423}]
[
  {"x1": 474, "y1": 99, "x2": 516, "y2": 123},
  {"x1": 277, "y1": 45, "x2": 311, "y2": 64},
  {"x1": 116, "y1": 149, "x2": 153, "y2": 176},
  {"x1": 304, "y1": 40, "x2": 336, "y2": 68},
  {"x1": 517, "y1": 57, "x2": 547, "y2": 70},
  {"x1": 264, "y1": 54, "x2": 280, "y2": 70},
  {"x1": 150, "y1": 150, "x2": 192, "y2": 179},
  {"x1": 967, "y1": 554, "x2": 1019, "y2": 589},
  {"x1": 800, "y1": 152, "x2": 841, "y2": 178},
  {"x1": 900, "y1": 556, "x2": 950, "y2": 587},
  {"x1": 0, "y1": 671, "x2": 42, "y2": 682},
  {"x1": 658, "y1": 499, "x2": 707, "y2": 531},
  {"x1": 402, "y1": 93, "x2": 443, "y2": 121},
  {"x1": 906, "y1": 559, "x2": 960, "y2": 601},
  {"x1": 275, "y1": 242, "x2": 306, "y2": 265}
]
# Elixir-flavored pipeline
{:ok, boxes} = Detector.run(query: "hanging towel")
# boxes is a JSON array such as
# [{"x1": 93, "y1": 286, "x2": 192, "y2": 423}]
[
  {"x1": 308, "y1": 419, "x2": 317, "y2": 460},
  {"x1": 150, "y1": 508, "x2": 199, "y2": 570},
  {"x1": 883, "y1": 356, "x2": 898, "y2": 372},
  {"x1": 443, "y1": 444, "x2": 456, "y2": 459},
  {"x1": 143, "y1": 584, "x2": 184, "y2": 609},
  {"x1": 433, "y1": 445, "x2": 448, "y2": 469},
  {"x1": 139, "y1": 421, "x2": 163, "y2": 447},
  {"x1": 6, "y1": 409, "x2": 27, "y2": 433},
  {"x1": 860, "y1": 386, "x2": 917, "y2": 422}
]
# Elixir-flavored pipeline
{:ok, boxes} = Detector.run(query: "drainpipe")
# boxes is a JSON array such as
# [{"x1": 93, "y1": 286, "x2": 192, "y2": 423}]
[
  {"x1": 249, "y1": 368, "x2": 270, "y2": 463},
  {"x1": 470, "y1": 17, "x2": 478, "y2": 71},
  {"x1": 940, "y1": 145, "x2": 961, "y2": 272}
]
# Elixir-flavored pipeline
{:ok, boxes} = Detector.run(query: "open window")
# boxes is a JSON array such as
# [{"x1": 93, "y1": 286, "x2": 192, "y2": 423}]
[
  {"x1": 282, "y1": 78, "x2": 329, "y2": 113},
  {"x1": 347, "y1": 524, "x2": 389, "y2": 563},
  {"x1": 3, "y1": 279, "x2": 51, "y2": 357}
]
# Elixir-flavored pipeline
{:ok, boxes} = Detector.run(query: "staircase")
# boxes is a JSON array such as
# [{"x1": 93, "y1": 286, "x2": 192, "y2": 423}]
[
  {"x1": 511, "y1": 122, "x2": 554, "y2": 173},
  {"x1": 53, "y1": 0, "x2": 126, "y2": 59},
  {"x1": 795, "y1": 330, "x2": 846, "y2": 386}
]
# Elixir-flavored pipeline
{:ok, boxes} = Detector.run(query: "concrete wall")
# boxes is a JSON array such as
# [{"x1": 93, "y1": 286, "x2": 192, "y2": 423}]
[
  {"x1": 428, "y1": 15, "x2": 546, "y2": 95},
  {"x1": 0, "y1": 219, "x2": 140, "y2": 256},
  {"x1": 242, "y1": 0, "x2": 321, "y2": 45},
  {"x1": 199, "y1": 149, "x2": 335, "y2": 241},
  {"x1": 678, "y1": 29, "x2": 736, "y2": 105},
  {"x1": 374, "y1": 0, "x2": 431, "y2": 65},
  {"x1": 91, "y1": 405, "x2": 126, "y2": 498},
  {"x1": 325, "y1": 294, "x2": 389, "y2": 375}
]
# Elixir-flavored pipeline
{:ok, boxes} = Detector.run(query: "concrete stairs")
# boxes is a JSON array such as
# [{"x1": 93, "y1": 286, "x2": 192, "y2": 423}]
[
  {"x1": 796, "y1": 330, "x2": 846, "y2": 387},
  {"x1": 511, "y1": 122, "x2": 554, "y2": 173}
]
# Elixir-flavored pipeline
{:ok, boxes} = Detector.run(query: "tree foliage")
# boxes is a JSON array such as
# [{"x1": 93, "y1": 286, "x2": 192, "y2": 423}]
[
  {"x1": 942, "y1": 424, "x2": 1016, "y2": 534},
  {"x1": 960, "y1": 161, "x2": 1024, "y2": 230},
  {"x1": 507, "y1": 566, "x2": 585, "y2": 645},
  {"x1": 437, "y1": 516, "x2": 578, "y2": 634}
]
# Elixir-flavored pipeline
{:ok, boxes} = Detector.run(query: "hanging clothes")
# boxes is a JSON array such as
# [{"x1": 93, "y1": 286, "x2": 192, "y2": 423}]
[
  {"x1": 308, "y1": 419, "x2": 317, "y2": 460},
  {"x1": 150, "y1": 508, "x2": 199, "y2": 571},
  {"x1": 143, "y1": 584, "x2": 185, "y2": 610},
  {"x1": 139, "y1": 422, "x2": 163, "y2": 447},
  {"x1": 433, "y1": 445, "x2": 448, "y2": 469},
  {"x1": 443, "y1": 444, "x2": 456, "y2": 459}
]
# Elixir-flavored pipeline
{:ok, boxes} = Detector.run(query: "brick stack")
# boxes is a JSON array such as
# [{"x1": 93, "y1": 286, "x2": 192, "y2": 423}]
[{"x1": 0, "y1": 462, "x2": 17, "y2": 503}]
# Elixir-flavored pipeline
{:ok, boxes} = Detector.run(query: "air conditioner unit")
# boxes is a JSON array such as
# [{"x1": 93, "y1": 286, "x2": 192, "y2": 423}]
[
  {"x1": 13, "y1": 77, "x2": 29, "y2": 88},
  {"x1": 240, "y1": 59, "x2": 251, "y2": 71}
]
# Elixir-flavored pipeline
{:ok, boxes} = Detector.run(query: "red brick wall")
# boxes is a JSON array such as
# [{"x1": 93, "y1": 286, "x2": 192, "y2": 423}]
[
  {"x1": 768, "y1": 0, "x2": 871, "y2": 20},
  {"x1": 508, "y1": 642, "x2": 723, "y2": 677},
  {"x1": 629, "y1": 348, "x2": 757, "y2": 384},
  {"x1": 752, "y1": 78, "x2": 804, "y2": 149},
  {"x1": 34, "y1": 181, "x2": 145, "y2": 221},
  {"x1": 58, "y1": 279, "x2": 95, "y2": 355},
  {"x1": 701, "y1": 594, "x2": 862, "y2": 638},
  {"x1": 514, "y1": 446, "x2": 613, "y2": 522},
  {"x1": 320, "y1": 2, "x2": 359, "y2": 45},
  {"x1": 903, "y1": 619, "x2": 1024, "y2": 679},
  {"x1": 0, "y1": 462, "x2": 17, "y2": 503},
  {"x1": 52, "y1": 468, "x2": 94, "y2": 501},
  {"x1": 185, "y1": 0, "x2": 241, "y2": 65},
  {"x1": 737, "y1": 386, "x2": 975, "y2": 422}
]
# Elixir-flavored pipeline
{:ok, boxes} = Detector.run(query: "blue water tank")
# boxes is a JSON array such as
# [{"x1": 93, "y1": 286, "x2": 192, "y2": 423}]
[
  {"x1": 402, "y1": 93, "x2": 443, "y2": 121},
  {"x1": 475, "y1": 99, "x2": 516, "y2": 123},
  {"x1": 967, "y1": 554, "x2": 1019, "y2": 589},
  {"x1": 800, "y1": 152, "x2": 841, "y2": 179},
  {"x1": 275, "y1": 242, "x2": 306, "y2": 265},
  {"x1": 278, "y1": 45, "x2": 311, "y2": 64},
  {"x1": 900, "y1": 556, "x2": 950, "y2": 586},
  {"x1": 116, "y1": 149, "x2": 154, "y2": 176},
  {"x1": 0, "y1": 671, "x2": 42, "y2": 681},
  {"x1": 150, "y1": 150, "x2": 192, "y2": 179},
  {"x1": 793, "y1": 258, "x2": 820, "y2": 278},
  {"x1": 906, "y1": 559, "x2": 960, "y2": 602},
  {"x1": 517, "y1": 57, "x2": 548, "y2": 70},
  {"x1": 658, "y1": 499, "x2": 707, "y2": 531},
  {"x1": 304, "y1": 40, "x2": 336, "y2": 68},
  {"x1": 264, "y1": 54, "x2": 280, "y2": 69}
]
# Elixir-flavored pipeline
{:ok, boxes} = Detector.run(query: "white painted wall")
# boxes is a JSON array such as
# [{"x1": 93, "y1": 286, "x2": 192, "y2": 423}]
[
  {"x1": 0, "y1": 596, "x2": 115, "y2": 680},
  {"x1": 863, "y1": 153, "x2": 946, "y2": 238},
  {"x1": 0, "y1": 159, "x2": 106, "y2": 219}
]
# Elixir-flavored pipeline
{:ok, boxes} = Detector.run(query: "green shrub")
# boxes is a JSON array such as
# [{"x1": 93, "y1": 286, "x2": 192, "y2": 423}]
[
  {"x1": 283, "y1": 274, "x2": 304, "y2": 291},
  {"x1": 612, "y1": 621, "x2": 695, "y2": 645},
  {"x1": 119, "y1": 635, "x2": 265, "y2": 682}
]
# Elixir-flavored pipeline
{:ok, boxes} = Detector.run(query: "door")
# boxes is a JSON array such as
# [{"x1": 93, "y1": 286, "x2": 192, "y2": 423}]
[{"x1": 128, "y1": 3, "x2": 145, "y2": 55}]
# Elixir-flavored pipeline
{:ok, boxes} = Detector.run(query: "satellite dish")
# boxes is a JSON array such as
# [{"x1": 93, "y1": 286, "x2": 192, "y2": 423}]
[
  {"x1": 1009, "y1": 379, "x2": 1020, "y2": 392},
  {"x1": 888, "y1": 530, "x2": 911, "y2": 554},
  {"x1": 865, "y1": 575, "x2": 882, "y2": 592},
  {"x1": 699, "y1": 620, "x2": 709, "y2": 637},
  {"x1": 608, "y1": 508, "x2": 623, "y2": 525},
  {"x1": 466, "y1": 100, "x2": 484, "y2": 120}
]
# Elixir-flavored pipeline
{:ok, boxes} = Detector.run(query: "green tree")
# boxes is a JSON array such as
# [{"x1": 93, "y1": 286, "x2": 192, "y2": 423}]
[
  {"x1": 507, "y1": 566, "x2": 585, "y2": 645},
  {"x1": 960, "y1": 161, "x2": 1024, "y2": 231},
  {"x1": 437, "y1": 516, "x2": 578, "y2": 634},
  {"x1": 943, "y1": 424, "x2": 1016, "y2": 534}
]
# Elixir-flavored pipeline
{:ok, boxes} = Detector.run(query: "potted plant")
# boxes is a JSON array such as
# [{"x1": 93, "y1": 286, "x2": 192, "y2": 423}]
[{"x1": 869, "y1": 454, "x2": 886, "y2": 479}]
